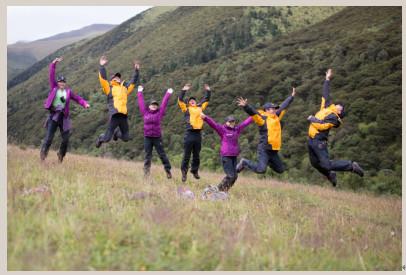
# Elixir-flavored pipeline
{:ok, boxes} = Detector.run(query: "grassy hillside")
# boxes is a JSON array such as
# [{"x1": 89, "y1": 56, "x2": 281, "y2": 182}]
[
  {"x1": 7, "y1": 6, "x2": 339, "y2": 89},
  {"x1": 7, "y1": 145, "x2": 401, "y2": 270},
  {"x1": 7, "y1": 24, "x2": 116, "y2": 80},
  {"x1": 7, "y1": 7, "x2": 401, "y2": 195}
]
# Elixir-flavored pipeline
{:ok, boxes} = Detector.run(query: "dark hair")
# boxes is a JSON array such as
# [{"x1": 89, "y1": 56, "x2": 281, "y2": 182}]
[
  {"x1": 56, "y1": 75, "x2": 66, "y2": 83},
  {"x1": 335, "y1": 102, "x2": 345, "y2": 118}
]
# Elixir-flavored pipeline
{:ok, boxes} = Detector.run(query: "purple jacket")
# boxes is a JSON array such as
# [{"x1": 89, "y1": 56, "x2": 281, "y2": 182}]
[
  {"x1": 44, "y1": 62, "x2": 88, "y2": 118},
  {"x1": 137, "y1": 90, "x2": 172, "y2": 137},
  {"x1": 204, "y1": 115, "x2": 253, "y2": 156}
]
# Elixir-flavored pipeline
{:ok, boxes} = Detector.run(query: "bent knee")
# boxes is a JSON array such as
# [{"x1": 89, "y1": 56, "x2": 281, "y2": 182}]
[{"x1": 256, "y1": 167, "x2": 267, "y2": 174}]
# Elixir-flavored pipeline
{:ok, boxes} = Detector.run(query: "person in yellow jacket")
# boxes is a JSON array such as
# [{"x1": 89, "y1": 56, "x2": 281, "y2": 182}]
[
  {"x1": 178, "y1": 83, "x2": 211, "y2": 182},
  {"x1": 236, "y1": 87, "x2": 296, "y2": 174},
  {"x1": 307, "y1": 68, "x2": 364, "y2": 186},
  {"x1": 95, "y1": 55, "x2": 140, "y2": 148}
]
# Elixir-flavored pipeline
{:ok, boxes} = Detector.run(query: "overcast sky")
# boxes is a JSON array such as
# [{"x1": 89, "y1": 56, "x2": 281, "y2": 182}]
[{"x1": 7, "y1": 6, "x2": 152, "y2": 44}]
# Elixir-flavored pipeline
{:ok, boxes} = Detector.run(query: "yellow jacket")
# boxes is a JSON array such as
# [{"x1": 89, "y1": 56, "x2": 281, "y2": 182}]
[
  {"x1": 98, "y1": 65, "x2": 139, "y2": 115},
  {"x1": 243, "y1": 95, "x2": 294, "y2": 151},
  {"x1": 178, "y1": 89, "x2": 211, "y2": 130},
  {"x1": 308, "y1": 80, "x2": 342, "y2": 139}
]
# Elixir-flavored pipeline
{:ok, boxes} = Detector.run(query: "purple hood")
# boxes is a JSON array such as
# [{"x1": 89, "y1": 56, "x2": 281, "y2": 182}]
[
  {"x1": 137, "y1": 90, "x2": 172, "y2": 137},
  {"x1": 204, "y1": 115, "x2": 253, "y2": 156}
]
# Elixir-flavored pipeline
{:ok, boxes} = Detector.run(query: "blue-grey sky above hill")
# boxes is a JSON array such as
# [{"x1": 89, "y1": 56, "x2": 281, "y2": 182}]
[{"x1": 7, "y1": 6, "x2": 151, "y2": 44}]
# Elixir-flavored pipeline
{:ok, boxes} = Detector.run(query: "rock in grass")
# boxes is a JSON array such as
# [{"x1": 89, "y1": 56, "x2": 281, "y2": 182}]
[
  {"x1": 204, "y1": 191, "x2": 228, "y2": 201},
  {"x1": 21, "y1": 185, "x2": 51, "y2": 197},
  {"x1": 177, "y1": 186, "x2": 195, "y2": 200}
]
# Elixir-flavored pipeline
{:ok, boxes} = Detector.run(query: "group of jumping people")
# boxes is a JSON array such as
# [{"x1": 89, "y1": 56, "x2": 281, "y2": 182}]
[{"x1": 40, "y1": 56, "x2": 365, "y2": 198}]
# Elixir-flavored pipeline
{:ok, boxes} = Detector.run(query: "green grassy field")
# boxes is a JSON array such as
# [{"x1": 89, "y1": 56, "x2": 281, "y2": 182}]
[{"x1": 7, "y1": 145, "x2": 401, "y2": 270}]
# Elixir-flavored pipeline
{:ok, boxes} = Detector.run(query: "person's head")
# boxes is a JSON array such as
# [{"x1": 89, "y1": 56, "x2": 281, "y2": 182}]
[
  {"x1": 111, "y1": 72, "x2": 121, "y2": 83},
  {"x1": 149, "y1": 100, "x2": 159, "y2": 111},
  {"x1": 56, "y1": 75, "x2": 66, "y2": 89},
  {"x1": 263, "y1": 102, "x2": 279, "y2": 115},
  {"x1": 188, "y1": 97, "x2": 197, "y2": 107},
  {"x1": 335, "y1": 102, "x2": 345, "y2": 118},
  {"x1": 225, "y1": 115, "x2": 237, "y2": 128}
]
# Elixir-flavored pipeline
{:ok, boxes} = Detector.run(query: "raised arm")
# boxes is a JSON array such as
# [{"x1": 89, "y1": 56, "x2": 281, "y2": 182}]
[
  {"x1": 70, "y1": 91, "x2": 89, "y2": 108},
  {"x1": 237, "y1": 97, "x2": 265, "y2": 126},
  {"x1": 237, "y1": 116, "x2": 253, "y2": 133},
  {"x1": 244, "y1": 105, "x2": 265, "y2": 126},
  {"x1": 137, "y1": 85, "x2": 146, "y2": 115},
  {"x1": 49, "y1": 57, "x2": 62, "y2": 90},
  {"x1": 178, "y1": 84, "x2": 190, "y2": 113},
  {"x1": 126, "y1": 61, "x2": 140, "y2": 95},
  {"x1": 321, "y1": 69, "x2": 333, "y2": 110},
  {"x1": 201, "y1": 114, "x2": 223, "y2": 136},
  {"x1": 98, "y1": 56, "x2": 110, "y2": 95},
  {"x1": 276, "y1": 96, "x2": 294, "y2": 117},
  {"x1": 159, "y1": 88, "x2": 173, "y2": 117},
  {"x1": 199, "y1": 84, "x2": 211, "y2": 111}
]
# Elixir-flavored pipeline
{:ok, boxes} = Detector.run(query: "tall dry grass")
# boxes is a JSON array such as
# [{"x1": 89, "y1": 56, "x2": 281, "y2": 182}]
[{"x1": 7, "y1": 145, "x2": 401, "y2": 270}]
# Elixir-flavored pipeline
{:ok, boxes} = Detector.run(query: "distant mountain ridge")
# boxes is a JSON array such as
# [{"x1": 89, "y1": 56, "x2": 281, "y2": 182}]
[
  {"x1": 7, "y1": 23, "x2": 117, "y2": 79},
  {"x1": 36, "y1": 24, "x2": 118, "y2": 42}
]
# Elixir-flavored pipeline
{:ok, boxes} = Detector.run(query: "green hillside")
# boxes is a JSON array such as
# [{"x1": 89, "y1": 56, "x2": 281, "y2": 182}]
[
  {"x1": 7, "y1": 7, "x2": 401, "y2": 194},
  {"x1": 8, "y1": 145, "x2": 401, "y2": 270}
]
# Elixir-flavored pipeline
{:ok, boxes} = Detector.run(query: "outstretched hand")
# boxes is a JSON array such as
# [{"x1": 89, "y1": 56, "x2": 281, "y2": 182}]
[
  {"x1": 204, "y1": 84, "x2": 210, "y2": 91},
  {"x1": 237, "y1": 97, "x2": 248, "y2": 107},
  {"x1": 52, "y1": 57, "x2": 63, "y2": 64},
  {"x1": 183, "y1": 83, "x2": 191, "y2": 91},
  {"x1": 137, "y1": 85, "x2": 144, "y2": 92},
  {"x1": 134, "y1": 60, "x2": 140, "y2": 70},
  {"x1": 326, "y1": 68, "x2": 333, "y2": 81},
  {"x1": 100, "y1": 56, "x2": 108, "y2": 66},
  {"x1": 84, "y1": 103, "x2": 90, "y2": 109},
  {"x1": 292, "y1": 87, "x2": 296, "y2": 97}
]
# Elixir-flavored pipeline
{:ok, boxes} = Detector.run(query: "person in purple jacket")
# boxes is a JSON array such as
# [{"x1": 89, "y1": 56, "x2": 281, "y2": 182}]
[
  {"x1": 200, "y1": 112, "x2": 253, "y2": 197},
  {"x1": 137, "y1": 85, "x2": 173, "y2": 179},
  {"x1": 40, "y1": 57, "x2": 90, "y2": 162}
]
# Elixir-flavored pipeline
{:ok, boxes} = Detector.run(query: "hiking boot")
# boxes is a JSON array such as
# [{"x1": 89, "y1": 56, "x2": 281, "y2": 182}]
[
  {"x1": 95, "y1": 134, "x2": 103, "y2": 148},
  {"x1": 327, "y1": 172, "x2": 337, "y2": 187},
  {"x1": 165, "y1": 169, "x2": 172, "y2": 179},
  {"x1": 112, "y1": 128, "x2": 119, "y2": 141},
  {"x1": 181, "y1": 170, "x2": 187, "y2": 183},
  {"x1": 236, "y1": 158, "x2": 247, "y2": 173},
  {"x1": 57, "y1": 152, "x2": 64, "y2": 163},
  {"x1": 352, "y1": 162, "x2": 364, "y2": 177},
  {"x1": 191, "y1": 171, "x2": 200, "y2": 179}
]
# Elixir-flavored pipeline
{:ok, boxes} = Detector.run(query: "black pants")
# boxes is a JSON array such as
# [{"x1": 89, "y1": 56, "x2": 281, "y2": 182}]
[
  {"x1": 218, "y1": 156, "x2": 238, "y2": 192},
  {"x1": 181, "y1": 130, "x2": 202, "y2": 173},
  {"x1": 144, "y1": 137, "x2": 171, "y2": 171},
  {"x1": 308, "y1": 138, "x2": 352, "y2": 176},
  {"x1": 41, "y1": 115, "x2": 70, "y2": 157},
  {"x1": 246, "y1": 145, "x2": 285, "y2": 174},
  {"x1": 99, "y1": 113, "x2": 130, "y2": 144}
]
